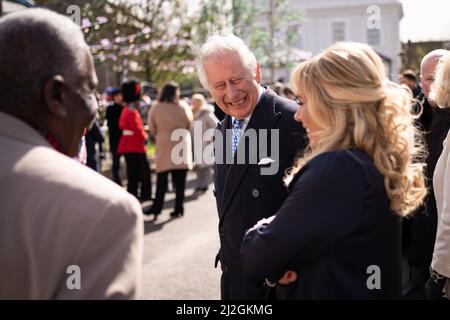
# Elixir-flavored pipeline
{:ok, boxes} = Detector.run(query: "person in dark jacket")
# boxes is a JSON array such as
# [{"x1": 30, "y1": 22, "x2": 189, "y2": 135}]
[
  {"x1": 105, "y1": 88, "x2": 124, "y2": 185},
  {"x1": 196, "y1": 34, "x2": 307, "y2": 300},
  {"x1": 241, "y1": 42, "x2": 427, "y2": 300},
  {"x1": 85, "y1": 118, "x2": 104, "y2": 172},
  {"x1": 402, "y1": 49, "x2": 450, "y2": 299}
]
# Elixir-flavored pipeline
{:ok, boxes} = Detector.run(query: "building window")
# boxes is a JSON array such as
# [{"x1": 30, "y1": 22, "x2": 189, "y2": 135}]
[
  {"x1": 332, "y1": 22, "x2": 346, "y2": 42},
  {"x1": 367, "y1": 28, "x2": 380, "y2": 46}
]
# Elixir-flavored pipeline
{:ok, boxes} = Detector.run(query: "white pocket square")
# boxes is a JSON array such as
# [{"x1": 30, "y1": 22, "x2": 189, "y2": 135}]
[{"x1": 258, "y1": 158, "x2": 276, "y2": 166}]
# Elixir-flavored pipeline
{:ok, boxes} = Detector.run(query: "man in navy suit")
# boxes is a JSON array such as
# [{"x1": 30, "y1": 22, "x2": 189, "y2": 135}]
[{"x1": 196, "y1": 34, "x2": 307, "y2": 300}]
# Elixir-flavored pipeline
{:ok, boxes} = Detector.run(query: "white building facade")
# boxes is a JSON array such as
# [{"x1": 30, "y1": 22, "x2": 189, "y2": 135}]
[{"x1": 262, "y1": 0, "x2": 404, "y2": 82}]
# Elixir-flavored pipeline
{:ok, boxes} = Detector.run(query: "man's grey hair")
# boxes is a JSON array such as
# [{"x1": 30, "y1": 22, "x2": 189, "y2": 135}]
[
  {"x1": 0, "y1": 9, "x2": 89, "y2": 118},
  {"x1": 196, "y1": 34, "x2": 258, "y2": 89}
]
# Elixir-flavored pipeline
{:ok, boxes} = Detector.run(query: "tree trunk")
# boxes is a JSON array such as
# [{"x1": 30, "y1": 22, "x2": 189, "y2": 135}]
[
  {"x1": 145, "y1": 54, "x2": 153, "y2": 83},
  {"x1": 268, "y1": 0, "x2": 275, "y2": 86}
]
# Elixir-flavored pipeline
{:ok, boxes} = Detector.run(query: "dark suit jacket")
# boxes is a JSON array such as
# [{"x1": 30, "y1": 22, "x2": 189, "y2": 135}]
[
  {"x1": 241, "y1": 149, "x2": 403, "y2": 299},
  {"x1": 106, "y1": 103, "x2": 124, "y2": 151},
  {"x1": 85, "y1": 120, "x2": 104, "y2": 172},
  {"x1": 214, "y1": 88, "x2": 307, "y2": 300},
  {"x1": 403, "y1": 97, "x2": 450, "y2": 269}
]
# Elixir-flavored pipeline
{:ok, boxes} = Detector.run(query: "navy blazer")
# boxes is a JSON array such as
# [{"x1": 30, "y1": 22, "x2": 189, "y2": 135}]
[
  {"x1": 241, "y1": 149, "x2": 403, "y2": 299},
  {"x1": 214, "y1": 88, "x2": 307, "y2": 300}
]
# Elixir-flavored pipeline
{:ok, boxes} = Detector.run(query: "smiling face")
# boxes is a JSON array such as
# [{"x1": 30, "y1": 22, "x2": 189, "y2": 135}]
[{"x1": 203, "y1": 51, "x2": 260, "y2": 119}]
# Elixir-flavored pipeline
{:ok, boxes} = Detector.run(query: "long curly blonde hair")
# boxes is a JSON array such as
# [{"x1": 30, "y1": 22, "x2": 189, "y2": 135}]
[{"x1": 287, "y1": 42, "x2": 426, "y2": 217}]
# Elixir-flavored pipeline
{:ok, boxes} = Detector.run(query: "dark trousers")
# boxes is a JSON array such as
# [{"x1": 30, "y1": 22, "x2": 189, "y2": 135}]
[
  {"x1": 402, "y1": 255, "x2": 429, "y2": 300},
  {"x1": 153, "y1": 170, "x2": 187, "y2": 214},
  {"x1": 124, "y1": 153, "x2": 152, "y2": 202},
  {"x1": 111, "y1": 148, "x2": 122, "y2": 186}
]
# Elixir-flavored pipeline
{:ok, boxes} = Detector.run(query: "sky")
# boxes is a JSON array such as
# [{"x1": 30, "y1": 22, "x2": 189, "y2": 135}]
[{"x1": 400, "y1": 0, "x2": 450, "y2": 42}]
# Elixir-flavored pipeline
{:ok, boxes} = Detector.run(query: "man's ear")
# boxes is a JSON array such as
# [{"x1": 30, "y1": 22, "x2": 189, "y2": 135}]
[
  {"x1": 256, "y1": 63, "x2": 261, "y2": 83},
  {"x1": 43, "y1": 75, "x2": 67, "y2": 118}
]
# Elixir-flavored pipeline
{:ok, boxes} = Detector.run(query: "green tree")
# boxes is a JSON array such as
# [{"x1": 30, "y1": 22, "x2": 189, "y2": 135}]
[
  {"x1": 248, "y1": 0, "x2": 302, "y2": 85},
  {"x1": 34, "y1": 0, "x2": 197, "y2": 89}
]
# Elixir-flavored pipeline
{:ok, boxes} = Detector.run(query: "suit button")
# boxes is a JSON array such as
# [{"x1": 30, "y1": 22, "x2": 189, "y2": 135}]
[
  {"x1": 213, "y1": 190, "x2": 217, "y2": 197},
  {"x1": 219, "y1": 227, "x2": 225, "y2": 237},
  {"x1": 221, "y1": 264, "x2": 229, "y2": 274},
  {"x1": 252, "y1": 189, "x2": 260, "y2": 198}
]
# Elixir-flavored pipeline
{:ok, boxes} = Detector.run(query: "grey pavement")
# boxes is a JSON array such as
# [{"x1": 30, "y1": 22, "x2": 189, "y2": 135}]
[
  {"x1": 101, "y1": 157, "x2": 221, "y2": 300},
  {"x1": 140, "y1": 185, "x2": 221, "y2": 300}
]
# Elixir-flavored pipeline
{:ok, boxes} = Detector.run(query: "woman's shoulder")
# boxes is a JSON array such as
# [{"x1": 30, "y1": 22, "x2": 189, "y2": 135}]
[
  {"x1": 177, "y1": 100, "x2": 191, "y2": 111},
  {"x1": 152, "y1": 101, "x2": 183, "y2": 115},
  {"x1": 121, "y1": 107, "x2": 135, "y2": 118},
  {"x1": 290, "y1": 149, "x2": 379, "y2": 189},
  {"x1": 308, "y1": 149, "x2": 373, "y2": 171}
]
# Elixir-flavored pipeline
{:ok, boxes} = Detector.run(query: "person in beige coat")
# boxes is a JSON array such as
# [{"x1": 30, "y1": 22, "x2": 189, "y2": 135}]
[
  {"x1": 427, "y1": 52, "x2": 450, "y2": 300},
  {"x1": 145, "y1": 82, "x2": 193, "y2": 219},
  {"x1": 190, "y1": 94, "x2": 219, "y2": 194},
  {"x1": 0, "y1": 9, "x2": 143, "y2": 299}
]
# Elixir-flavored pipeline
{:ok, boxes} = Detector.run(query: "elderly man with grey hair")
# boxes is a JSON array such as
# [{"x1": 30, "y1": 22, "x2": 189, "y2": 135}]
[
  {"x1": 0, "y1": 9, "x2": 143, "y2": 299},
  {"x1": 197, "y1": 34, "x2": 307, "y2": 300},
  {"x1": 402, "y1": 49, "x2": 450, "y2": 300}
]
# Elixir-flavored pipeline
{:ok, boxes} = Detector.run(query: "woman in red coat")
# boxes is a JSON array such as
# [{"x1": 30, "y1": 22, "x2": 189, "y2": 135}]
[{"x1": 118, "y1": 80, "x2": 152, "y2": 202}]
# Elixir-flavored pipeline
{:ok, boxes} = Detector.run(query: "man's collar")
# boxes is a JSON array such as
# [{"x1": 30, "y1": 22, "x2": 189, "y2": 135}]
[
  {"x1": 0, "y1": 111, "x2": 51, "y2": 149},
  {"x1": 257, "y1": 84, "x2": 265, "y2": 104}
]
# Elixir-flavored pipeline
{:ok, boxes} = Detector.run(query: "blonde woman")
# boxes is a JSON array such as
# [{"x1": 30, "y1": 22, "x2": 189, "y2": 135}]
[
  {"x1": 241, "y1": 42, "x2": 426, "y2": 299},
  {"x1": 427, "y1": 52, "x2": 450, "y2": 300}
]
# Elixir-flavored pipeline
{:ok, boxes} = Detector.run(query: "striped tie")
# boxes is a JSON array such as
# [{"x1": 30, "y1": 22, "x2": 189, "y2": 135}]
[{"x1": 232, "y1": 119, "x2": 244, "y2": 156}]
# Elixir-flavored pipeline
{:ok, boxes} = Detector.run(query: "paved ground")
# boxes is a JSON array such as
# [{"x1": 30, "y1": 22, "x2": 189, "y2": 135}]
[
  {"x1": 102, "y1": 157, "x2": 221, "y2": 300},
  {"x1": 140, "y1": 181, "x2": 221, "y2": 300}
]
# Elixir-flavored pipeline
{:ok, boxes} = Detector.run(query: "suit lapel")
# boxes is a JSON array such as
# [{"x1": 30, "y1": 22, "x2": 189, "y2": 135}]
[
  {"x1": 219, "y1": 89, "x2": 282, "y2": 219},
  {"x1": 214, "y1": 116, "x2": 231, "y2": 216}
]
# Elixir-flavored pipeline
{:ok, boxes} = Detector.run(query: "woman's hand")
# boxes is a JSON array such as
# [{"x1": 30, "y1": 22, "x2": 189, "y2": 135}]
[{"x1": 278, "y1": 270, "x2": 298, "y2": 285}]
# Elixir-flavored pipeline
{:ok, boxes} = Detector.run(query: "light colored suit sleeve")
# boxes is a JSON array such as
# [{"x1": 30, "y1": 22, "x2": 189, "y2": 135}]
[
  {"x1": 432, "y1": 144, "x2": 450, "y2": 278},
  {"x1": 55, "y1": 194, "x2": 144, "y2": 300}
]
